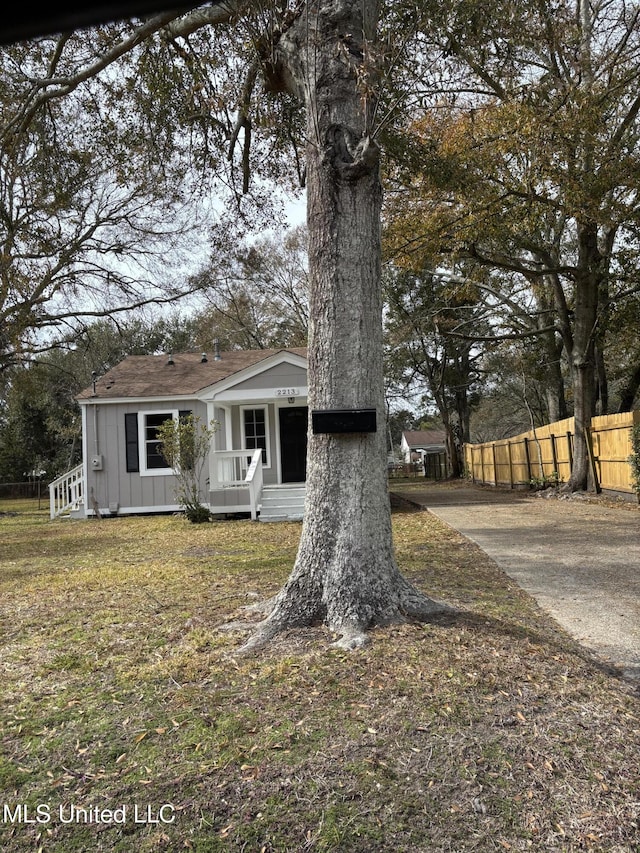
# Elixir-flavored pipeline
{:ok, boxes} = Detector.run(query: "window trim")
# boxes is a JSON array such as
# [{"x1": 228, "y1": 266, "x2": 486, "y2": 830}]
[
  {"x1": 138, "y1": 409, "x2": 179, "y2": 477},
  {"x1": 240, "y1": 405, "x2": 271, "y2": 468}
]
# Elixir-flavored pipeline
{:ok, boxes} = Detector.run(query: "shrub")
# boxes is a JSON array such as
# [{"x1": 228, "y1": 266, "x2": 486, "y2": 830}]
[{"x1": 157, "y1": 414, "x2": 218, "y2": 523}]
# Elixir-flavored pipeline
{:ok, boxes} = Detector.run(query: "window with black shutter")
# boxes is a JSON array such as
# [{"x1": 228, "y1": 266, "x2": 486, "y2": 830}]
[{"x1": 178, "y1": 409, "x2": 194, "y2": 470}]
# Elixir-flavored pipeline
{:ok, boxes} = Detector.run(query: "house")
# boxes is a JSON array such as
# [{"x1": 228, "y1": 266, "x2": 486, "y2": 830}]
[
  {"x1": 400, "y1": 429, "x2": 447, "y2": 463},
  {"x1": 399, "y1": 429, "x2": 448, "y2": 478},
  {"x1": 49, "y1": 347, "x2": 309, "y2": 522}
]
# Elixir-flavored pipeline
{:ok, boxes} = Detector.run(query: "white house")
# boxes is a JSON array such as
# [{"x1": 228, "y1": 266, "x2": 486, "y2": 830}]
[
  {"x1": 49, "y1": 347, "x2": 309, "y2": 522},
  {"x1": 399, "y1": 429, "x2": 448, "y2": 478}
]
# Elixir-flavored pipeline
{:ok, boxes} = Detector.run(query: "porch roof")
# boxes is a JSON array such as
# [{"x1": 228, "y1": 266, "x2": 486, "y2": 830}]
[{"x1": 77, "y1": 347, "x2": 307, "y2": 402}]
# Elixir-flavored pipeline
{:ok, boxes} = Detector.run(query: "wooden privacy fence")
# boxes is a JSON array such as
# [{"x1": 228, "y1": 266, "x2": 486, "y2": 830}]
[{"x1": 464, "y1": 411, "x2": 640, "y2": 496}]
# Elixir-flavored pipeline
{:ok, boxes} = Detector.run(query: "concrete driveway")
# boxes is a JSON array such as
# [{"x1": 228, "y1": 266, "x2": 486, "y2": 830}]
[{"x1": 391, "y1": 482, "x2": 640, "y2": 683}]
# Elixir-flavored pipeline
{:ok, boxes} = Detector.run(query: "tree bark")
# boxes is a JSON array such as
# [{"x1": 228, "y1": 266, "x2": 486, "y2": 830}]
[
  {"x1": 240, "y1": 0, "x2": 452, "y2": 650},
  {"x1": 618, "y1": 361, "x2": 640, "y2": 412},
  {"x1": 566, "y1": 221, "x2": 600, "y2": 491}
]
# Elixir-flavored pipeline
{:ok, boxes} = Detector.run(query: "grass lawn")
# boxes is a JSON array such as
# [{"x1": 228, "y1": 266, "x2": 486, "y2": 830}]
[{"x1": 1, "y1": 501, "x2": 638, "y2": 852}]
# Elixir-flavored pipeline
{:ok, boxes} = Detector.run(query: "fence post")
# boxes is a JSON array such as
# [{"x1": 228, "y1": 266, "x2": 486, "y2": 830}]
[
  {"x1": 585, "y1": 425, "x2": 601, "y2": 494},
  {"x1": 550, "y1": 433, "x2": 558, "y2": 478},
  {"x1": 566, "y1": 431, "x2": 573, "y2": 471},
  {"x1": 507, "y1": 440, "x2": 514, "y2": 488},
  {"x1": 491, "y1": 442, "x2": 497, "y2": 487},
  {"x1": 523, "y1": 437, "x2": 532, "y2": 485}
]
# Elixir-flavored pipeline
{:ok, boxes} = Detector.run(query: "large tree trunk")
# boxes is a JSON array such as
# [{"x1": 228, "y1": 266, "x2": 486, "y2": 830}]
[
  {"x1": 567, "y1": 221, "x2": 600, "y2": 491},
  {"x1": 540, "y1": 328, "x2": 567, "y2": 424},
  {"x1": 241, "y1": 0, "x2": 452, "y2": 650}
]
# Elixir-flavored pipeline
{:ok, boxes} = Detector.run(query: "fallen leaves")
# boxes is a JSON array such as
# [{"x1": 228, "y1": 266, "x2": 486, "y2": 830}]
[{"x1": 1, "y1": 508, "x2": 639, "y2": 853}]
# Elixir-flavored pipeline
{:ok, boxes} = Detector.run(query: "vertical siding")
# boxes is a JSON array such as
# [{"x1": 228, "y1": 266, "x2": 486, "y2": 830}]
[
  {"x1": 84, "y1": 399, "x2": 207, "y2": 513},
  {"x1": 213, "y1": 406, "x2": 227, "y2": 450}
]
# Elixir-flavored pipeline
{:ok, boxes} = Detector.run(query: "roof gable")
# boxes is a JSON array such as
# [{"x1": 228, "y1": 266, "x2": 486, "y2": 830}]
[
  {"x1": 77, "y1": 348, "x2": 308, "y2": 402},
  {"x1": 401, "y1": 429, "x2": 447, "y2": 448}
]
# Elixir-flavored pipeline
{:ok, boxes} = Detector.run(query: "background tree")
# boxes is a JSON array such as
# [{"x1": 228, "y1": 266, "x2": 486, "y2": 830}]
[
  {"x1": 0, "y1": 363, "x2": 73, "y2": 482},
  {"x1": 188, "y1": 225, "x2": 309, "y2": 349},
  {"x1": 384, "y1": 264, "x2": 486, "y2": 476},
  {"x1": 606, "y1": 289, "x2": 640, "y2": 412},
  {"x1": 0, "y1": 31, "x2": 223, "y2": 370},
  {"x1": 384, "y1": 0, "x2": 640, "y2": 490}
]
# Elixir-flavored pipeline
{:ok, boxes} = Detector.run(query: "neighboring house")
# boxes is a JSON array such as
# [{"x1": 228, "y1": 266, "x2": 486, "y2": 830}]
[
  {"x1": 50, "y1": 347, "x2": 309, "y2": 522},
  {"x1": 400, "y1": 430, "x2": 447, "y2": 462}
]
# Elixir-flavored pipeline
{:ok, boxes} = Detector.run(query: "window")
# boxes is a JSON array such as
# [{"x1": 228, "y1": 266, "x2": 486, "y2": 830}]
[
  {"x1": 134, "y1": 410, "x2": 179, "y2": 476},
  {"x1": 144, "y1": 412, "x2": 173, "y2": 470},
  {"x1": 242, "y1": 407, "x2": 269, "y2": 465},
  {"x1": 127, "y1": 409, "x2": 194, "y2": 476}
]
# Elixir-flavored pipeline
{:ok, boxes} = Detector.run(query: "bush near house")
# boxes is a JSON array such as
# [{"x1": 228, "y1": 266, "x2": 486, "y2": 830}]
[{"x1": 157, "y1": 414, "x2": 218, "y2": 523}]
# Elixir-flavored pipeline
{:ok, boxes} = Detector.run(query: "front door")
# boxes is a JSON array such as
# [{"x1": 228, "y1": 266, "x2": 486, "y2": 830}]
[{"x1": 279, "y1": 406, "x2": 308, "y2": 482}]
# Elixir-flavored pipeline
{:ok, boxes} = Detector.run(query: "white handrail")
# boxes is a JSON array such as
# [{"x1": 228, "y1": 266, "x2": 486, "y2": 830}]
[
  {"x1": 49, "y1": 463, "x2": 84, "y2": 519},
  {"x1": 210, "y1": 448, "x2": 264, "y2": 519},
  {"x1": 211, "y1": 449, "x2": 254, "y2": 487},
  {"x1": 245, "y1": 448, "x2": 264, "y2": 521}
]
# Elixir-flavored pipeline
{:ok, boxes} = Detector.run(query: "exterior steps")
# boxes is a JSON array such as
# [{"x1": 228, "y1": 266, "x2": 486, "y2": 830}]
[{"x1": 259, "y1": 484, "x2": 306, "y2": 522}]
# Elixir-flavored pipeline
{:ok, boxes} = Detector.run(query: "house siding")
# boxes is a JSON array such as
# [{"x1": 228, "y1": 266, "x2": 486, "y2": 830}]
[
  {"x1": 84, "y1": 399, "x2": 208, "y2": 515},
  {"x1": 213, "y1": 406, "x2": 228, "y2": 450},
  {"x1": 229, "y1": 362, "x2": 307, "y2": 393}
]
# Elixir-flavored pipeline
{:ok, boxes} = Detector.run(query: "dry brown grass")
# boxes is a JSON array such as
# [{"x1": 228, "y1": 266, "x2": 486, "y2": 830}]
[{"x1": 0, "y1": 502, "x2": 638, "y2": 852}]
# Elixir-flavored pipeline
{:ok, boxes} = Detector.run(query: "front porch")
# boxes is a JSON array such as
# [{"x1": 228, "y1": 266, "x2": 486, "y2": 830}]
[
  {"x1": 208, "y1": 449, "x2": 305, "y2": 521},
  {"x1": 49, "y1": 450, "x2": 306, "y2": 521}
]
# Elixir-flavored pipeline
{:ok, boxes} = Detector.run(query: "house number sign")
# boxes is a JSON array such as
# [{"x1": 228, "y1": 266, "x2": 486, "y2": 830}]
[{"x1": 275, "y1": 388, "x2": 300, "y2": 397}]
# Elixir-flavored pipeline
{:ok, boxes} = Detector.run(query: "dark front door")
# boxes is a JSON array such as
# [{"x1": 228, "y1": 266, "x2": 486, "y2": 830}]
[{"x1": 279, "y1": 406, "x2": 308, "y2": 483}]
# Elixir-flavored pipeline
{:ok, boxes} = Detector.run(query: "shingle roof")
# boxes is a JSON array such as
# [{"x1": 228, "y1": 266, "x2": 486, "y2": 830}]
[
  {"x1": 402, "y1": 429, "x2": 447, "y2": 448},
  {"x1": 77, "y1": 347, "x2": 307, "y2": 401}
]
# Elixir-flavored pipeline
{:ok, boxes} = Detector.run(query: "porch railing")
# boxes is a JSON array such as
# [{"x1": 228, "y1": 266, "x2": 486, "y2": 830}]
[
  {"x1": 49, "y1": 463, "x2": 84, "y2": 519},
  {"x1": 245, "y1": 449, "x2": 264, "y2": 521},
  {"x1": 210, "y1": 449, "x2": 264, "y2": 520}
]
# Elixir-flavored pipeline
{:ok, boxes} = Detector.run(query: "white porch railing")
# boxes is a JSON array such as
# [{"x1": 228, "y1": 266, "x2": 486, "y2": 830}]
[
  {"x1": 210, "y1": 449, "x2": 264, "y2": 520},
  {"x1": 49, "y1": 463, "x2": 84, "y2": 519},
  {"x1": 245, "y1": 449, "x2": 264, "y2": 521}
]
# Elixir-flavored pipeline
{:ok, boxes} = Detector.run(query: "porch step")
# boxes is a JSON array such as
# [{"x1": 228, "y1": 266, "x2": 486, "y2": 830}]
[
  {"x1": 69, "y1": 501, "x2": 86, "y2": 519},
  {"x1": 259, "y1": 484, "x2": 306, "y2": 522}
]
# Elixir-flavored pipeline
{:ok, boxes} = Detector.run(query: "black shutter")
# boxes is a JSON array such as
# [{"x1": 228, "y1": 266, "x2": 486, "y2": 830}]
[
  {"x1": 178, "y1": 409, "x2": 194, "y2": 470},
  {"x1": 125, "y1": 413, "x2": 139, "y2": 472}
]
